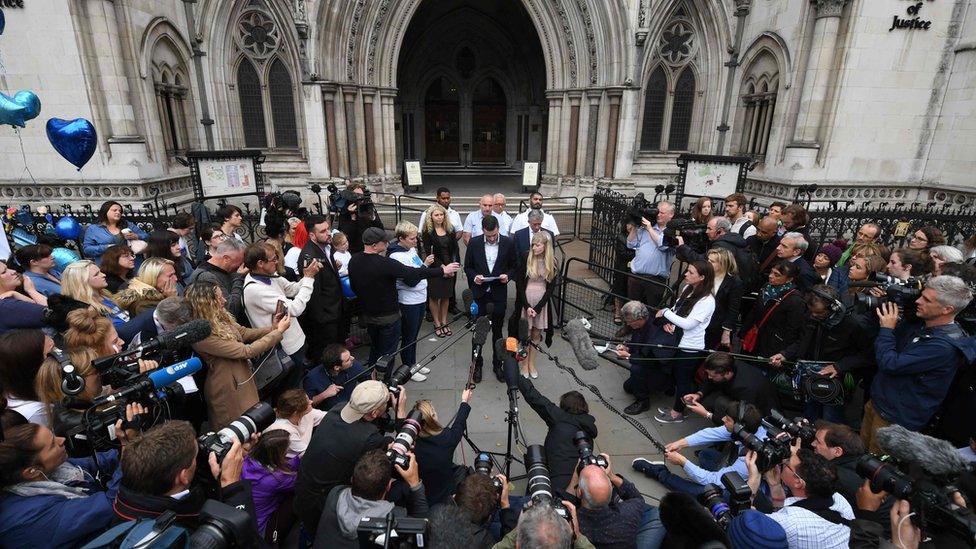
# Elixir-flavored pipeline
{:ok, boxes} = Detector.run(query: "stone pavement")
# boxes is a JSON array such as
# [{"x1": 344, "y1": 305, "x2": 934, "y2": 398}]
[{"x1": 348, "y1": 239, "x2": 712, "y2": 503}]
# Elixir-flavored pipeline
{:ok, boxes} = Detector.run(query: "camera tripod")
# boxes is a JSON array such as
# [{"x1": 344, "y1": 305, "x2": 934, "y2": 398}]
[{"x1": 461, "y1": 364, "x2": 528, "y2": 481}]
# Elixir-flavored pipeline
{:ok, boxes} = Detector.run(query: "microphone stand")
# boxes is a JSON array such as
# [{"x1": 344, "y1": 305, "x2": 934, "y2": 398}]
[
  {"x1": 460, "y1": 375, "x2": 526, "y2": 480},
  {"x1": 371, "y1": 311, "x2": 471, "y2": 371}
]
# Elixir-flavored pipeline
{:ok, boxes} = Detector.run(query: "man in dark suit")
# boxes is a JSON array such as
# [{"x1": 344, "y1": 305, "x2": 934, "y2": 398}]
[
  {"x1": 512, "y1": 209, "x2": 555, "y2": 259},
  {"x1": 776, "y1": 231, "x2": 819, "y2": 292},
  {"x1": 299, "y1": 214, "x2": 344, "y2": 365},
  {"x1": 464, "y1": 215, "x2": 517, "y2": 382}
]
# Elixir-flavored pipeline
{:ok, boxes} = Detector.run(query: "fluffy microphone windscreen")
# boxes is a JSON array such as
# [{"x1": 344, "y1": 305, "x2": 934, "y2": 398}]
[
  {"x1": 876, "y1": 424, "x2": 972, "y2": 477},
  {"x1": 565, "y1": 318, "x2": 600, "y2": 370}
]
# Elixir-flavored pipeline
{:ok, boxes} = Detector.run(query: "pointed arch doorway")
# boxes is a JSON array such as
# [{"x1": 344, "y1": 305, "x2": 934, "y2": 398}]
[
  {"x1": 472, "y1": 78, "x2": 506, "y2": 164},
  {"x1": 424, "y1": 77, "x2": 461, "y2": 163}
]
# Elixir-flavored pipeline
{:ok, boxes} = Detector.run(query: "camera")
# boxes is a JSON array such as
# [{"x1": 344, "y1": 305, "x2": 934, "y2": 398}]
[
  {"x1": 524, "y1": 444, "x2": 570, "y2": 520},
  {"x1": 387, "y1": 410, "x2": 423, "y2": 470},
  {"x1": 263, "y1": 190, "x2": 306, "y2": 218},
  {"x1": 189, "y1": 499, "x2": 260, "y2": 548},
  {"x1": 358, "y1": 514, "x2": 429, "y2": 549},
  {"x1": 625, "y1": 193, "x2": 658, "y2": 227},
  {"x1": 854, "y1": 273, "x2": 923, "y2": 314},
  {"x1": 573, "y1": 431, "x2": 608, "y2": 471},
  {"x1": 663, "y1": 218, "x2": 708, "y2": 248},
  {"x1": 474, "y1": 452, "x2": 504, "y2": 494},
  {"x1": 328, "y1": 184, "x2": 375, "y2": 217},
  {"x1": 198, "y1": 402, "x2": 275, "y2": 464},
  {"x1": 731, "y1": 422, "x2": 792, "y2": 473},
  {"x1": 857, "y1": 454, "x2": 976, "y2": 544},
  {"x1": 697, "y1": 472, "x2": 752, "y2": 530},
  {"x1": 767, "y1": 410, "x2": 816, "y2": 445}
]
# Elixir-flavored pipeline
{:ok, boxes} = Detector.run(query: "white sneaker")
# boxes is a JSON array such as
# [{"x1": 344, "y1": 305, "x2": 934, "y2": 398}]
[
  {"x1": 419, "y1": 366, "x2": 431, "y2": 375},
  {"x1": 410, "y1": 372, "x2": 428, "y2": 382}
]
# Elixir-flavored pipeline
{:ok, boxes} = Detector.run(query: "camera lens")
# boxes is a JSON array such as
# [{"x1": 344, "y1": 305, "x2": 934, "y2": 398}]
[
  {"x1": 525, "y1": 444, "x2": 554, "y2": 504},
  {"x1": 387, "y1": 410, "x2": 423, "y2": 466},
  {"x1": 856, "y1": 454, "x2": 914, "y2": 499},
  {"x1": 475, "y1": 452, "x2": 492, "y2": 477},
  {"x1": 217, "y1": 402, "x2": 274, "y2": 446},
  {"x1": 697, "y1": 484, "x2": 733, "y2": 529}
]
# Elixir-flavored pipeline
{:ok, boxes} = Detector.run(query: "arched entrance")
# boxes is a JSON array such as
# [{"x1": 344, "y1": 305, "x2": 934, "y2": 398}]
[{"x1": 396, "y1": 0, "x2": 546, "y2": 171}]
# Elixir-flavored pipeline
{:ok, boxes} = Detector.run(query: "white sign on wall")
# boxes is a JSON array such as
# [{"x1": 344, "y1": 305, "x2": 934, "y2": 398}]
[
  {"x1": 683, "y1": 160, "x2": 741, "y2": 198},
  {"x1": 522, "y1": 162, "x2": 540, "y2": 189},
  {"x1": 404, "y1": 161, "x2": 423, "y2": 188},
  {"x1": 198, "y1": 157, "x2": 258, "y2": 199}
]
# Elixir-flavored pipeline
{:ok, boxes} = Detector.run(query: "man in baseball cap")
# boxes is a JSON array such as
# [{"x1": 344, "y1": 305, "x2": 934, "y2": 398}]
[{"x1": 295, "y1": 380, "x2": 408, "y2": 534}]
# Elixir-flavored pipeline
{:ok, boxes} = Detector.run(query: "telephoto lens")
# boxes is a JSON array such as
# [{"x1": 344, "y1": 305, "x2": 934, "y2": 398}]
[
  {"x1": 387, "y1": 409, "x2": 423, "y2": 470},
  {"x1": 769, "y1": 410, "x2": 816, "y2": 444},
  {"x1": 525, "y1": 444, "x2": 569, "y2": 520},
  {"x1": 856, "y1": 454, "x2": 914, "y2": 499},
  {"x1": 731, "y1": 422, "x2": 791, "y2": 473},
  {"x1": 474, "y1": 452, "x2": 504, "y2": 494},
  {"x1": 573, "y1": 431, "x2": 608, "y2": 470},
  {"x1": 697, "y1": 484, "x2": 733, "y2": 529},
  {"x1": 198, "y1": 402, "x2": 275, "y2": 464}
]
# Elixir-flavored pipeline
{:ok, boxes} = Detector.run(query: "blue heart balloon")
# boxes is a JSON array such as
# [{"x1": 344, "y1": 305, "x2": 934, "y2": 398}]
[
  {"x1": 46, "y1": 117, "x2": 97, "y2": 170},
  {"x1": 51, "y1": 247, "x2": 81, "y2": 274},
  {"x1": 340, "y1": 275, "x2": 356, "y2": 299},
  {"x1": 13, "y1": 91, "x2": 41, "y2": 121},
  {"x1": 0, "y1": 9, "x2": 5, "y2": 37},
  {"x1": 54, "y1": 216, "x2": 82, "y2": 240},
  {"x1": 0, "y1": 92, "x2": 27, "y2": 128}
]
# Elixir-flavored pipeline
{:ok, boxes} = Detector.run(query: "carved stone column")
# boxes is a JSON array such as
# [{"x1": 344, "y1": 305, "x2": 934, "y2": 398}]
[
  {"x1": 790, "y1": 0, "x2": 849, "y2": 147},
  {"x1": 544, "y1": 92, "x2": 563, "y2": 176},
  {"x1": 605, "y1": 90, "x2": 623, "y2": 179},
  {"x1": 322, "y1": 84, "x2": 342, "y2": 177},
  {"x1": 362, "y1": 89, "x2": 377, "y2": 175},
  {"x1": 380, "y1": 89, "x2": 398, "y2": 177},
  {"x1": 343, "y1": 89, "x2": 359, "y2": 176},
  {"x1": 565, "y1": 92, "x2": 582, "y2": 176}
]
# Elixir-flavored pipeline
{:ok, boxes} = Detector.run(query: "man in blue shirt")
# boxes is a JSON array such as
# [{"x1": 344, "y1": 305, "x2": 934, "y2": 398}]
[
  {"x1": 626, "y1": 201, "x2": 674, "y2": 307},
  {"x1": 15, "y1": 244, "x2": 62, "y2": 297},
  {"x1": 304, "y1": 343, "x2": 366, "y2": 411}
]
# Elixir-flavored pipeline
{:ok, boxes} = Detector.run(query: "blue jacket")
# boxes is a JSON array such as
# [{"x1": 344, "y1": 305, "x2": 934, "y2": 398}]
[
  {"x1": 83, "y1": 222, "x2": 148, "y2": 264},
  {"x1": 23, "y1": 271, "x2": 61, "y2": 297},
  {"x1": 0, "y1": 450, "x2": 122, "y2": 549},
  {"x1": 871, "y1": 322, "x2": 976, "y2": 430}
]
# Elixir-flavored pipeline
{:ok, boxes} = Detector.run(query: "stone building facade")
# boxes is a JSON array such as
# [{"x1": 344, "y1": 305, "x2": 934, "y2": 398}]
[{"x1": 0, "y1": 0, "x2": 973, "y2": 208}]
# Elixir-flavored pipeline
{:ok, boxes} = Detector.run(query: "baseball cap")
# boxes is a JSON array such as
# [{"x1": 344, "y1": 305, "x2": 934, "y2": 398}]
[
  {"x1": 727, "y1": 510, "x2": 788, "y2": 549},
  {"x1": 340, "y1": 380, "x2": 390, "y2": 423},
  {"x1": 362, "y1": 227, "x2": 388, "y2": 246}
]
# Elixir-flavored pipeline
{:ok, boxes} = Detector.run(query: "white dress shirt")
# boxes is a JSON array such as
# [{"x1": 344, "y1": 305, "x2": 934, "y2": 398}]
[
  {"x1": 768, "y1": 494, "x2": 853, "y2": 549},
  {"x1": 484, "y1": 239, "x2": 499, "y2": 273},
  {"x1": 510, "y1": 209, "x2": 560, "y2": 236},
  {"x1": 495, "y1": 211, "x2": 513, "y2": 236}
]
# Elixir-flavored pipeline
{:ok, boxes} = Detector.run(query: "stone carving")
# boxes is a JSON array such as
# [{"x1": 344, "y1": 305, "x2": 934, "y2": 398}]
[
  {"x1": 554, "y1": 1, "x2": 579, "y2": 87},
  {"x1": 346, "y1": 0, "x2": 368, "y2": 81},
  {"x1": 638, "y1": 0, "x2": 647, "y2": 28},
  {"x1": 659, "y1": 19, "x2": 696, "y2": 65},
  {"x1": 235, "y1": 8, "x2": 281, "y2": 59},
  {"x1": 0, "y1": 176, "x2": 193, "y2": 204},
  {"x1": 812, "y1": 0, "x2": 848, "y2": 19},
  {"x1": 574, "y1": 0, "x2": 598, "y2": 85},
  {"x1": 366, "y1": 0, "x2": 394, "y2": 84}
]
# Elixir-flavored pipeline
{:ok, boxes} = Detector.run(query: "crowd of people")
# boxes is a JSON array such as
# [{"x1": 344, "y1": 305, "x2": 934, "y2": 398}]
[{"x1": 1, "y1": 186, "x2": 975, "y2": 549}]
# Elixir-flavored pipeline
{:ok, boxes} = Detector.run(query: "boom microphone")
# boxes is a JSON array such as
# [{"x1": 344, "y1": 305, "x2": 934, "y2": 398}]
[
  {"x1": 93, "y1": 357, "x2": 203, "y2": 405},
  {"x1": 472, "y1": 315, "x2": 491, "y2": 361},
  {"x1": 503, "y1": 356, "x2": 520, "y2": 393},
  {"x1": 875, "y1": 424, "x2": 974, "y2": 478},
  {"x1": 565, "y1": 318, "x2": 600, "y2": 371},
  {"x1": 91, "y1": 319, "x2": 212, "y2": 372}
]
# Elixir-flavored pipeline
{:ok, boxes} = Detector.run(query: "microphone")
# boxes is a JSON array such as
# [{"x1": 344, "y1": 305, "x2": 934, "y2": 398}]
[
  {"x1": 875, "y1": 424, "x2": 974, "y2": 478},
  {"x1": 565, "y1": 318, "x2": 600, "y2": 371},
  {"x1": 94, "y1": 357, "x2": 203, "y2": 405},
  {"x1": 505, "y1": 337, "x2": 527, "y2": 361},
  {"x1": 502, "y1": 356, "x2": 520, "y2": 393},
  {"x1": 472, "y1": 315, "x2": 491, "y2": 360},
  {"x1": 92, "y1": 320, "x2": 212, "y2": 372},
  {"x1": 462, "y1": 289, "x2": 479, "y2": 319}
]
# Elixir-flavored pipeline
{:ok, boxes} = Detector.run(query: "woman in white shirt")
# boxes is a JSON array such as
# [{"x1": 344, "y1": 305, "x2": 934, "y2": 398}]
[
  {"x1": 654, "y1": 259, "x2": 715, "y2": 424},
  {"x1": 266, "y1": 389, "x2": 326, "y2": 458},
  {"x1": 388, "y1": 221, "x2": 435, "y2": 382},
  {"x1": 0, "y1": 329, "x2": 53, "y2": 427}
]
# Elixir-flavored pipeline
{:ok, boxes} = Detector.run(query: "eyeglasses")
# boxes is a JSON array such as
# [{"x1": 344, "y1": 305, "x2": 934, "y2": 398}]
[{"x1": 782, "y1": 463, "x2": 803, "y2": 482}]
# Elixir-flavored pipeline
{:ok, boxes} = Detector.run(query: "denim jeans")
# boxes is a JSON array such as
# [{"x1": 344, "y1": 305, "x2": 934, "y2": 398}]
[
  {"x1": 636, "y1": 505, "x2": 666, "y2": 549},
  {"x1": 696, "y1": 448, "x2": 725, "y2": 472},
  {"x1": 367, "y1": 319, "x2": 401, "y2": 379},
  {"x1": 399, "y1": 302, "x2": 426, "y2": 367},
  {"x1": 642, "y1": 463, "x2": 707, "y2": 496},
  {"x1": 671, "y1": 350, "x2": 705, "y2": 412}
]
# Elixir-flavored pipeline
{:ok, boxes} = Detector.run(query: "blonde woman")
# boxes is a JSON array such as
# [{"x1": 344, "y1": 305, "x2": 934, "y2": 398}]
[
  {"x1": 420, "y1": 204, "x2": 460, "y2": 337},
  {"x1": 185, "y1": 280, "x2": 289, "y2": 428},
  {"x1": 114, "y1": 257, "x2": 179, "y2": 316},
  {"x1": 705, "y1": 248, "x2": 743, "y2": 350},
  {"x1": 412, "y1": 387, "x2": 473, "y2": 505},
  {"x1": 61, "y1": 260, "x2": 131, "y2": 327},
  {"x1": 515, "y1": 232, "x2": 558, "y2": 378}
]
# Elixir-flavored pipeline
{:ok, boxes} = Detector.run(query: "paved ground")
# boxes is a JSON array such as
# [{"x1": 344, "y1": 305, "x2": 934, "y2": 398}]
[{"x1": 348, "y1": 239, "x2": 711, "y2": 503}]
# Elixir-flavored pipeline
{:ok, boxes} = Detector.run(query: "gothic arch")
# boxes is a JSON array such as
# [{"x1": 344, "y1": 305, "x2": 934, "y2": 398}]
[
  {"x1": 733, "y1": 34, "x2": 790, "y2": 160},
  {"x1": 138, "y1": 19, "x2": 199, "y2": 158},
  {"x1": 739, "y1": 32, "x2": 793, "y2": 89}
]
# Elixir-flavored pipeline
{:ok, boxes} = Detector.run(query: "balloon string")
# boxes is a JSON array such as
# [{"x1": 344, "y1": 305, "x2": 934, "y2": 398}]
[{"x1": 14, "y1": 128, "x2": 37, "y2": 186}]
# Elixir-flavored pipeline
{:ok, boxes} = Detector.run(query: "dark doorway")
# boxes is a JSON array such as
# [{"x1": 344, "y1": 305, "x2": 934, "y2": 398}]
[
  {"x1": 424, "y1": 77, "x2": 460, "y2": 163},
  {"x1": 472, "y1": 78, "x2": 506, "y2": 164}
]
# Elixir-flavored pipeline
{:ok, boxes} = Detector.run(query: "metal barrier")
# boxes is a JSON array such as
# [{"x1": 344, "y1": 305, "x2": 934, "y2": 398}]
[{"x1": 555, "y1": 257, "x2": 674, "y2": 340}]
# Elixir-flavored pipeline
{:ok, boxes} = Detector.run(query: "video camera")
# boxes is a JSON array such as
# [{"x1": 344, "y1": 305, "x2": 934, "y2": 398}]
[
  {"x1": 262, "y1": 190, "x2": 307, "y2": 219},
  {"x1": 90, "y1": 320, "x2": 211, "y2": 388},
  {"x1": 474, "y1": 452, "x2": 505, "y2": 495},
  {"x1": 573, "y1": 431, "x2": 608, "y2": 471},
  {"x1": 697, "y1": 472, "x2": 752, "y2": 530},
  {"x1": 853, "y1": 273, "x2": 924, "y2": 313},
  {"x1": 327, "y1": 184, "x2": 375, "y2": 217},
  {"x1": 198, "y1": 401, "x2": 275, "y2": 464},
  {"x1": 358, "y1": 512, "x2": 429, "y2": 549},
  {"x1": 663, "y1": 218, "x2": 709, "y2": 249},
  {"x1": 767, "y1": 409, "x2": 816, "y2": 445},
  {"x1": 387, "y1": 409, "x2": 422, "y2": 470},
  {"x1": 857, "y1": 454, "x2": 976, "y2": 545},
  {"x1": 524, "y1": 444, "x2": 570, "y2": 520},
  {"x1": 731, "y1": 423, "x2": 792, "y2": 473}
]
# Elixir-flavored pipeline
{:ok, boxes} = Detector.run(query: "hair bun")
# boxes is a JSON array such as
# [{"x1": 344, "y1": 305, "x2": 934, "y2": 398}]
[{"x1": 66, "y1": 307, "x2": 102, "y2": 335}]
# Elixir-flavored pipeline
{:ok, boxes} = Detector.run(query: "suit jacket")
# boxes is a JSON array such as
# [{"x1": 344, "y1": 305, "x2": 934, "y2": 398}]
[
  {"x1": 299, "y1": 241, "x2": 343, "y2": 326},
  {"x1": 792, "y1": 256, "x2": 820, "y2": 292},
  {"x1": 464, "y1": 235, "x2": 517, "y2": 301},
  {"x1": 513, "y1": 227, "x2": 556, "y2": 260}
]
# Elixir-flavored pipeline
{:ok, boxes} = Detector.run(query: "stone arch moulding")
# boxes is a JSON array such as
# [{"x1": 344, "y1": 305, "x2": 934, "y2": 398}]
[
  {"x1": 739, "y1": 32, "x2": 794, "y2": 90},
  {"x1": 138, "y1": 17, "x2": 195, "y2": 81}
]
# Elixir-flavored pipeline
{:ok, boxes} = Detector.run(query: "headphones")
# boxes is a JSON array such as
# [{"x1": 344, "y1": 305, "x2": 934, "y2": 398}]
[
  {"x1": 810, "y1": 286, "x2": 843, "y2": 314},
  {"x1": 50, "y1": 347, "x2": 85, "y2": 397}
]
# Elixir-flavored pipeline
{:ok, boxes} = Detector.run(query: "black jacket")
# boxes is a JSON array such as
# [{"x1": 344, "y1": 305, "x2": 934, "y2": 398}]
[
  {"x1": 415, "y1": 402, "x2": 471, "y2": 505},
  {"x1": 791, "y1": 256, "x2": 821, "y2": 292},
  {"x1": 705, "y1": 275, "x2": 744, "y2": 349},
  {"x1": 575, "y1": 475, "x2": 646, "y2": 549},
  {"x1": 739, "y1": 289, "x2": 807, "y2": 358},
  {"x1": 677, "y1": 233, "x2": 758, "y2": 289},
  {"x1": 782, "y1": 309, "x2": 872, "y2": 372},
  {"x1": 464, "y1": 235, "x2": 518, "y2": 302},
  {"x1": 746, "y1": 234, "x2": 782, "y2": 287},
  {"x1": 348, "y1": 252, "x2": 443, "y2": 320},
  {"x1": 517, "y1": 376, "x2": 598, "y2": 490},
  {"x1": 420, "y1": 228, "x2": 460, "y2": 267},
  {"x1": 699, "y1": 361, "x2": 779, "y2": 415},
  {"x1": 512, "y1": 227, "x2": 555, "y2": 259},
  {"x1": 336, "y1": 211, "x2": 383, "y2": 254},
  {"x1": 293, "y1": 404, "x2": 390, "y2": 535},
  {"x1": 298, "y1": 241, "x2": 343, "y2": 326},
  {"x1": 113, "y1": 481, "x2": 257, "y2": 532}
]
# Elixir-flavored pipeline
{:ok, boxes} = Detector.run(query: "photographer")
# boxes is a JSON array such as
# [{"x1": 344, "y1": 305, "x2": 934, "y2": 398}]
[
  {"x1": 745, "y1": 448, "x2": 854, "y2": 549},
  {"x1": 295, "y1": 380, "x2": 404, "y2": 535},
  {"x1": 633, "y1": 399, "x2": 765, "y2": 496},
  {"x1": 568, "y1": 454, "x2": 652, "y2": 549},
  {"x1": 186, "y1": 238, "x2": 248, "y2": 323},
  {"x1": 517, "y1": 376, "x2": 598, "y2": 490},
  {"x1": 862, "y1": 275, "x2": 976, "y2": 453},
  {"x1": 0, "y1": 422, "x2": 130, "y2": 547},
  {"x1": 684, "y1": 351, "x2": 778, "y2": 416},
  {"x1": 494, "y1": 500, "x2": 595, "y2": 549},
  {"x1": 336, "y1": 184, "x2": 383, "y2": 254},
  {"x1": 413, "y1": 388, "x2": 472, "y2": 505},
  {"x1": 303, "y1": 343, "x2": 365, "y2": 411},
  {"x1": 113, "y1": 421, "x2": 257, "y2": 529},
  {"x1": 811, "y1": 421, "x2": 868, "y2": 508},
  {"x1": 445, "y1": 472, "x2": 517, "y2": 548},
  {"x1": 769, "y1": 285, "x2": 871, "y2": 423},
  {"x1": 315, "y1": 447, "x2": 428, "y2": 548},
  {"x1": 626, "y1": 201, "x2": 675, "y2": 307},
  {"x1": 675, "y1": 216, "x2": 759, "y2": 290}
]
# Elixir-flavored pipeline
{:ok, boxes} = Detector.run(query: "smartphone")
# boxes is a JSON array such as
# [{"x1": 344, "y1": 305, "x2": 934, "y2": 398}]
[{"x1": 275, "y1": 300, "x2": 286, "y2": 319}]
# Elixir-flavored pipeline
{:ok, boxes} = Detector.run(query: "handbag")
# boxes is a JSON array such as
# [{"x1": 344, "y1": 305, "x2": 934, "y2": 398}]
[
  {"x1": 243, "y1": 281, "x2": 295, "y2": 394},
  {"x1": 741, "y1": 289, "x2": 796, "y2": 353}
]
